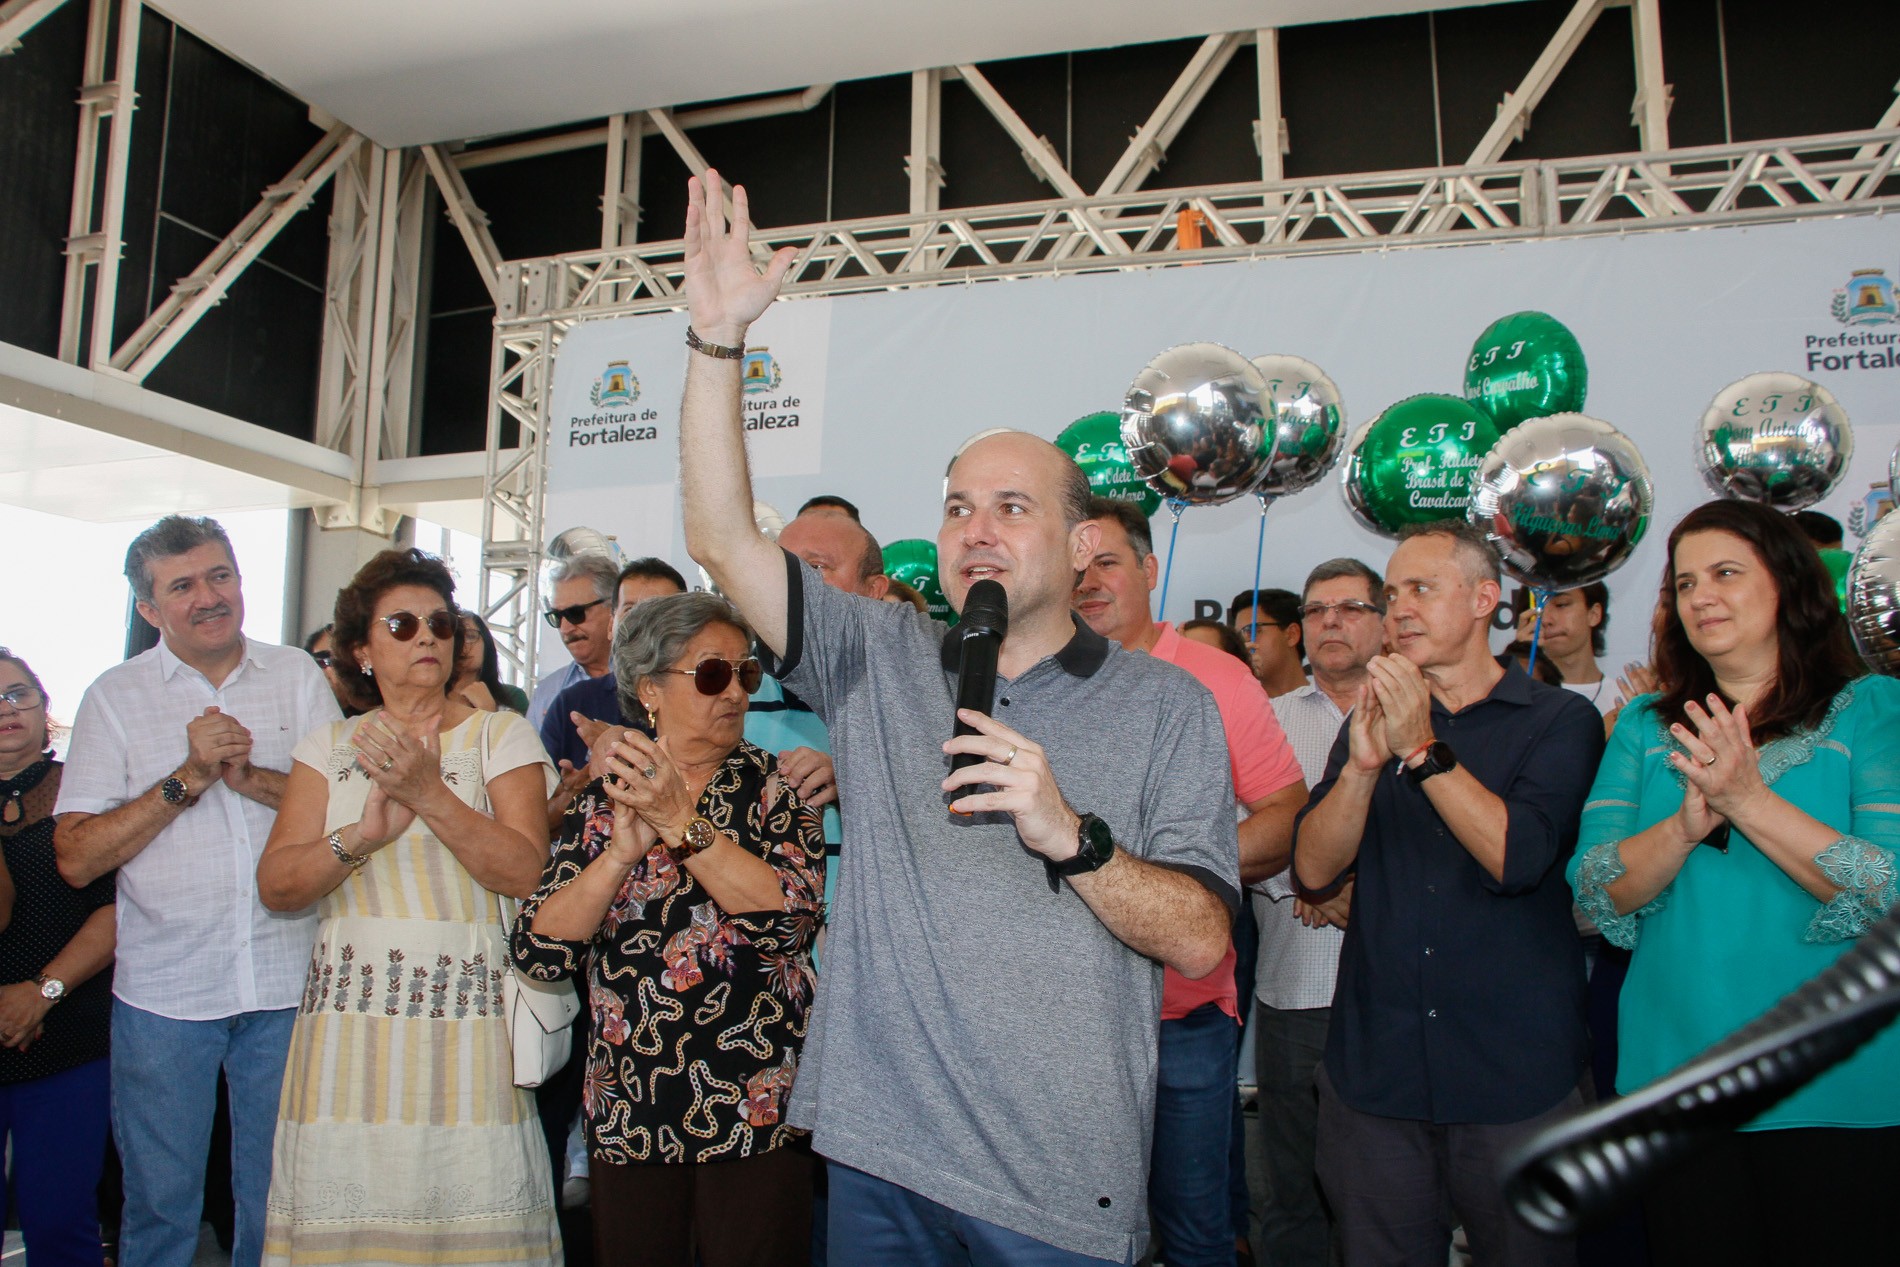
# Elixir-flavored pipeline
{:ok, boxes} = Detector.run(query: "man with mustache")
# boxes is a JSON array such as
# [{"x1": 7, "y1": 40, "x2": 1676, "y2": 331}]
[
  {"x1": 680, "y1": 170, "x2": 1237, "y2": 1265},
  {"x1": 1291, "y1": 522, "x2": 1603, "y2": 1267},
  {"x1": 54, "y1": 514, "x2": 340, "y2": 1267},
  {"x1": 1073, "y1": 497, "x2": 1305, "y2": 1267}
]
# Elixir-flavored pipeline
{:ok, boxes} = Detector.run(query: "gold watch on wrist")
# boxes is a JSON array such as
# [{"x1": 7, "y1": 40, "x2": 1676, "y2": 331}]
[{"x1": 675, "y1": 816, "x2": 717, "y2": 857}]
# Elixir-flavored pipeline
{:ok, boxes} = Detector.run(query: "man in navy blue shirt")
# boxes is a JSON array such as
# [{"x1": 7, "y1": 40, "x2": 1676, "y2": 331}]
[{"x1": 1292, "y1": 520, "x2": 1603, "y2": 1267}]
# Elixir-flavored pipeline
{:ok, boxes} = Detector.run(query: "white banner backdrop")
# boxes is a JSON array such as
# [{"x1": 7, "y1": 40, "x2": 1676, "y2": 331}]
[{"x1": 543, "y1": 215, "x2": 1900, "y2": 679}]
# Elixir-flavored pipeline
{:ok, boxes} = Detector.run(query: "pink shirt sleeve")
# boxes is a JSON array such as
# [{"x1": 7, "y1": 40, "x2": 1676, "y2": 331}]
[{"x1": 1156, "y1": 629, "x2": 1304, "y2": 804}]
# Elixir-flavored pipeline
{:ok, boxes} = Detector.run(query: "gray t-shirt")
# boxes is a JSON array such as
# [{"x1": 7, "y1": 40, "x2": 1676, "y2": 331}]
[{"x1": 768, "y1": 553, "x2": 1238, "y2": 1261}]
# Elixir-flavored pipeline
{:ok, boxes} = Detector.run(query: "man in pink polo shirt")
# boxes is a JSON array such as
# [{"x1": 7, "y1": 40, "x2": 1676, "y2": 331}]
[{"x1": 1075, "y1": 497, "x2": 1307, "y2": 1267}]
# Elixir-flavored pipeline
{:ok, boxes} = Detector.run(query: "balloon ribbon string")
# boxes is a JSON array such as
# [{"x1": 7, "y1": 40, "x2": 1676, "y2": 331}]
[
  {"x1": 1249, "y1": 497, "x2": 1270, "y2": 644},
  {"x1": 1156, "y1": 500, "x2": 1186, "y2": 621},
  {"x1": 1527, "y1": 589, "x2": 1551, "y2": 676}
]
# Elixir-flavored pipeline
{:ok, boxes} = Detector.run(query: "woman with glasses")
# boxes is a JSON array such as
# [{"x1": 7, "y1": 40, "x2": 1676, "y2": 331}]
[
  {"x1": 452, "y1": 611, "x2": 531, "y2": 715},
  {"x1": 0, "y1": 650, "x2": 117, "y2": 1267},
  {"x1": 513, "y1": 592, "x2": 825, "y2": 1267},
  {"x1": 257, "y1": 549, "x2": 561, "y2": 1264}
]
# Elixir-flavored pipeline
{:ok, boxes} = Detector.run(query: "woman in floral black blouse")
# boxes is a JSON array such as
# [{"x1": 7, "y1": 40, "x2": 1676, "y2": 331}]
[{"x1": 513, "y1": 593, "x2": 824, "y2": 1267}]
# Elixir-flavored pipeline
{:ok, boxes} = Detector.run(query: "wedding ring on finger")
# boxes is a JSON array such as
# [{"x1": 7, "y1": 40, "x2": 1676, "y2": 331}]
[
  {"x1": 381, "y1": 757, "x2": 395, "y2": 771},
  {"x1": 1702, "y1": 753, "x2": 1718, "y2": 767},
  {"x1": 642, "y1": 765, "x2": 657, "y2": 780},
  {"x1": 1002, "y1": 745, "x2": 1018, "y2": 767}
]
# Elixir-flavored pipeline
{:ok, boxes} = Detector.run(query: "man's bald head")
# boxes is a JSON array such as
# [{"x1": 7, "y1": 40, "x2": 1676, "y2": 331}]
[
  {"x1": 945, "y1": 430, "x2": 1092, "y2": 530},
  {"x1": 779, "y1": 508, "x2": 888, "y2": 598}
]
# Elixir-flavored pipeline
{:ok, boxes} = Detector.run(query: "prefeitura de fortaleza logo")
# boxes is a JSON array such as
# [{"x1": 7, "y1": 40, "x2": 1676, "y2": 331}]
[
  {"x1": 1805, "y1": 267, "x2": 1900, "y2": 372},
  {"x1": 1832, "y1": 268, "x2": 1898, "y2": 326},
  {"x1": 589, "y1": 360, "x2": 640, "y2": 407}
]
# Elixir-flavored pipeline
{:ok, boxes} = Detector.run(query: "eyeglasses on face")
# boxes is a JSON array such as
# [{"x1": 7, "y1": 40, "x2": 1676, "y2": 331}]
[
  {"x1": 544, "y1": 599, "x2": 607, "y2": 629},
  {"x1": 1297, "y1": 600, "x2": 1384, "y2": 622},
  {"x1": 663, "y1": 656, "x2": 763, "y2": 696},
  {"x1": 1237, "y1": 621, "x2": 1283, "y2": 641},
  {"x1": 310, "y1": 650, "x2": 335, "y2": 669},
  {"x1": 0, "y1": 685, "x2": 45, "y2": 710},
  {"x1": 379, "y1": 610, "x2": 458, "y2": 642}
]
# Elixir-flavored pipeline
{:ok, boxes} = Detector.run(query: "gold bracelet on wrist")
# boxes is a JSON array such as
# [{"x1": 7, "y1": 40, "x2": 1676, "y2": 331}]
[{"x1": 329, "y1": 828, "x2": 370, "y2": 871}]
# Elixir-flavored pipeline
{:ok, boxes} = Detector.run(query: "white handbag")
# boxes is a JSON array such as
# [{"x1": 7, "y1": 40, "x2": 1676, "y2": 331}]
[
  {"x1": 502, "y1": 966, "x2": 582, "y2": 1089},
  {"x1": 474, "y1": 712, "x2": 582, "y2": 1088}
]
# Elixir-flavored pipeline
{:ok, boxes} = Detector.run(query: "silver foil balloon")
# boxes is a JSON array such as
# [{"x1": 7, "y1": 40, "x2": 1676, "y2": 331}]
[
  {"x1": 1889, "y1": 440, "x2": 1899, "y2": 506},
  {"x1": 1337, "y1": 418, "x2": 1387, "y2": 537},
  {"x1": 1695, "y1": 372, "x2": 1852, "y2": 512},
  {"x1": 1467, "y1": 413, "x2": 1654, "y2": 591},
  {"x1": 1849, "y1": 509, "x2": 1900, "y2": 676},
  {"x1": 1121, "y1": 343, "x2": 1272, "y2": 506},
  {"x1": 1249, "y1": 354, "x2": 1347, "y2": 501}
]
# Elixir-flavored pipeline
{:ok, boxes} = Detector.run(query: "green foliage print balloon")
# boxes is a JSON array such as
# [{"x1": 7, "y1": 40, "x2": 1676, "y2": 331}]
[
  {"x1": 1352, "y1": 395, "x2": 1499, "y2": 534},
  {"x1": 1056, "y1": 411, "x2": 1162, "y2": 517},
  {"x1": 881, "y1": 538, "x2": 956, "y2": 625},
  {"x1": 1463, "y1": 311, "x2": 1588, "y2": 431}
]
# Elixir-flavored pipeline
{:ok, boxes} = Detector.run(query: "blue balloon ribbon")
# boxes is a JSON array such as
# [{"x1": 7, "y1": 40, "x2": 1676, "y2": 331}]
[
  {"x1": 1155, "y1": 499, "x2": 1187, "y2": 620},
  {"x1": 1526, "y1": 588, "x2": 1551, "y2": 675}
]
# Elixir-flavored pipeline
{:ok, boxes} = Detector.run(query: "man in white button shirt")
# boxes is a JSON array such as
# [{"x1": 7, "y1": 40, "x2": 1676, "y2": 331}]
[
  {"x1": 54, "y1": 515, "x2": 340, "y2": 1267},
  {"x1": 1255, "y1": 556, "x2": 1385, "y2": 1267}
]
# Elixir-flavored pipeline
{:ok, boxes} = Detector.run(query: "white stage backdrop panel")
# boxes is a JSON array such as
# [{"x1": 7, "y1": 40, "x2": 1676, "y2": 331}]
[{"x1": 544, "y1": 214, "x2": 1900, "y2": 678}]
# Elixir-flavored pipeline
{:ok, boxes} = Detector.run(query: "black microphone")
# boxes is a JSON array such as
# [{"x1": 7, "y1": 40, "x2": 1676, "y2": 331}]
[{"x1": 950, "y1": 579, "x2": 1009, "y2": 773}]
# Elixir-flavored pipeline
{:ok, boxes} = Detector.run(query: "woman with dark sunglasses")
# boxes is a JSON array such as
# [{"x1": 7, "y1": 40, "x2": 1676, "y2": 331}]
[
  {"x1": 514, "y1": 591, "x2": 826, "y2": 1267},
  {"x1": 256, "y1": 548, "x2": 562, "y2": 1264}
]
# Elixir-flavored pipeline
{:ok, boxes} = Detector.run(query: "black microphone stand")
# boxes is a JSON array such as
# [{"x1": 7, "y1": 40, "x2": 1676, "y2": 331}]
[{"x1": 1501, "y1": 900, "x2": 1900, "y2": 1237}]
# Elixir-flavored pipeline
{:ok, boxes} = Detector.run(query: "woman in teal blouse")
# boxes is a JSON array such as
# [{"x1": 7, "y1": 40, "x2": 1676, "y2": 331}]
[{"x1": 1569, "y1": 499, "x2": 1899, "y2": 1265}]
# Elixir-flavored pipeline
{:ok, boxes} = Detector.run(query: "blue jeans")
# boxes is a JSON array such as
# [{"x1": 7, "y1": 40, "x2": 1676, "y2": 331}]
[
  {"x1": 827, "y1": 1162, "x2": 1126, "y2": 1266},
  {"x1": 0, "y1": 1057, "x2": 110, "y2": 1267},
  {"x1": 111, "y1": 1001, "x2": 296, "y2": 1267},
  {"x1": 1149, "y1": 1002, "x2": 1240, "y2": 1267}
]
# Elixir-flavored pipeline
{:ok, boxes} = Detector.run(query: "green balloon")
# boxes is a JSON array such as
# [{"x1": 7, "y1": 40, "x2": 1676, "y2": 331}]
[
  {"x1": 1055, "y1": 411, "x2": 1162, "y2": 517},
  {"x1": 1352, "y1": 395, "x2": 1499, "y2": 534},
  {"x1": 881, "y1": 538, "x2": 956, "y2": 625},
  {"x1": 1463, "y1": 311, "x2": 1588, "y2": 431},
  {"x1": 1819, "y1": 546, "x2": 1852, "y2": 614}
]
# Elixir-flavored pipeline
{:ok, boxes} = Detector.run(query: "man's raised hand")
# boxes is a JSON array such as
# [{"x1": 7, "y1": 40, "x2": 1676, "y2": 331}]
[{"x1": 682, "y1": 170, "x2": 797, "y2": 346}]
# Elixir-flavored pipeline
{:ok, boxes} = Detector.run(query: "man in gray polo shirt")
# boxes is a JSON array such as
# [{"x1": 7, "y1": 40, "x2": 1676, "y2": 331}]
[{"x1": 678, "y1": 170, "x2": 1238, "y2": 1265}]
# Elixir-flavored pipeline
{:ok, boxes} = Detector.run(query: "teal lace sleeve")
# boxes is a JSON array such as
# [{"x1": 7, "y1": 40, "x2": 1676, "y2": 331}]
[
  {"x1": 1806, "y1": 836, "x2": 1899, "y2": 943},
  {"x1": 1572, "y1": 839, "x2": 1667, "y2": 950}
]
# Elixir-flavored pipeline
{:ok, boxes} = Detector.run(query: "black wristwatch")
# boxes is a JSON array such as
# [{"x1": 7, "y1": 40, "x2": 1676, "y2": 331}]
[
  {"x1": 1046, "y1": 812, "x2": 1117, "y2": 892},
  {"x1": 160, "y1": 775, "x2": 198, "y2": 807},
  {"x1": 1405, "y1": 740, "x2": 1458, "y2": 785}
]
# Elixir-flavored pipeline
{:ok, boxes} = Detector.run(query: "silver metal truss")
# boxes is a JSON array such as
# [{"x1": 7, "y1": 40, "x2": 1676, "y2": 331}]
[
  {"x1": 477, "y1": 126, "x2": 1900, "y2": 679},
  {"x1": 312, "y1": 142, "x2": 427, "y2": 533}
]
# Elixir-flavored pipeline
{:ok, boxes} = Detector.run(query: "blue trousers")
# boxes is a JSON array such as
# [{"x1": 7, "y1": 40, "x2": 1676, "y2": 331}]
[
  {"x1": 1149, "y1": 1002, "x2": 1240, "y2": 1267},
  {"x1": 826, "y1": 1162, "x2": 1126, "y2": 1266},
  {"x1": 111, "y1": 1001, "x2": 295, "y2": 1267},
  {"x1": 1, "y1": 1057, "x2": 110, "y2": 1267}
]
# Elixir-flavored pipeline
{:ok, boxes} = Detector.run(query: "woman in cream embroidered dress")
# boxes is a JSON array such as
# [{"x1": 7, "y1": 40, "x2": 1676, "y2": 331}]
[{"x1": 258, "y1": 549, "x2": 561, "y2": 1265}]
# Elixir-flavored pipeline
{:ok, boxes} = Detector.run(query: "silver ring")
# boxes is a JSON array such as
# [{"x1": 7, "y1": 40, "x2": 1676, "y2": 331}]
[
  {"x1": 642, "y1": 765, "x2": 657, "y2": 780},
  {"x1": 380, "y1": 757, "x2": 394, "y2": 771},
  {"x1": 1702, "y1": 753, "x2": 1717, "y2": 767},
  {"x1": 1002, "y1": 745, "x2": 1018, "y2": 767}
]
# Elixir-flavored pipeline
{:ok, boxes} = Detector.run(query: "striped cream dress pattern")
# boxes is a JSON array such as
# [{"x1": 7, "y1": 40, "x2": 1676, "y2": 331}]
[{"x1": 263, "y1": 710, "x2": 562, "y2": 1266}]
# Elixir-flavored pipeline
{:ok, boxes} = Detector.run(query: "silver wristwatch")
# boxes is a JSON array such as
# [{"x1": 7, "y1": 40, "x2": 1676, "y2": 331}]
[{"x1": 37, "y1": 975, "x2": 66, "y2": 1003}]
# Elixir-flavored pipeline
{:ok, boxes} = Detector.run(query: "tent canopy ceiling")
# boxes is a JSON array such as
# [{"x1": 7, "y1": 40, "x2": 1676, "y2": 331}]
[{"x1": 153, "y1": 0, "x2": 1524, "y2": 148}]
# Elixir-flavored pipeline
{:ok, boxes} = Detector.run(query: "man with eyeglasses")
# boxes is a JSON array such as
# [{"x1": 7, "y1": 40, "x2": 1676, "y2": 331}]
[
  {"x1": 1074, "y1": 497, "x2": 1305, "y2": 1267},
  {"x1": 1251, "y1": 557, "x2": 1386, "y2": 1267},
  {"x1": 526, "y1": 550, "x2": 620, "y2": 734},
  {"x1": 1290, "y1": 522, "x2": 1602, "y2": 1267},
  {"x1": 679, "y1": 171, "x2": 1236, "y2": 1266},
  {"x1": 1229, "y1": 589, "x2": 1309, "y2": 698},
  {"x1": 53, "y1": 514, "x2": 340, "y2": 1267}
]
